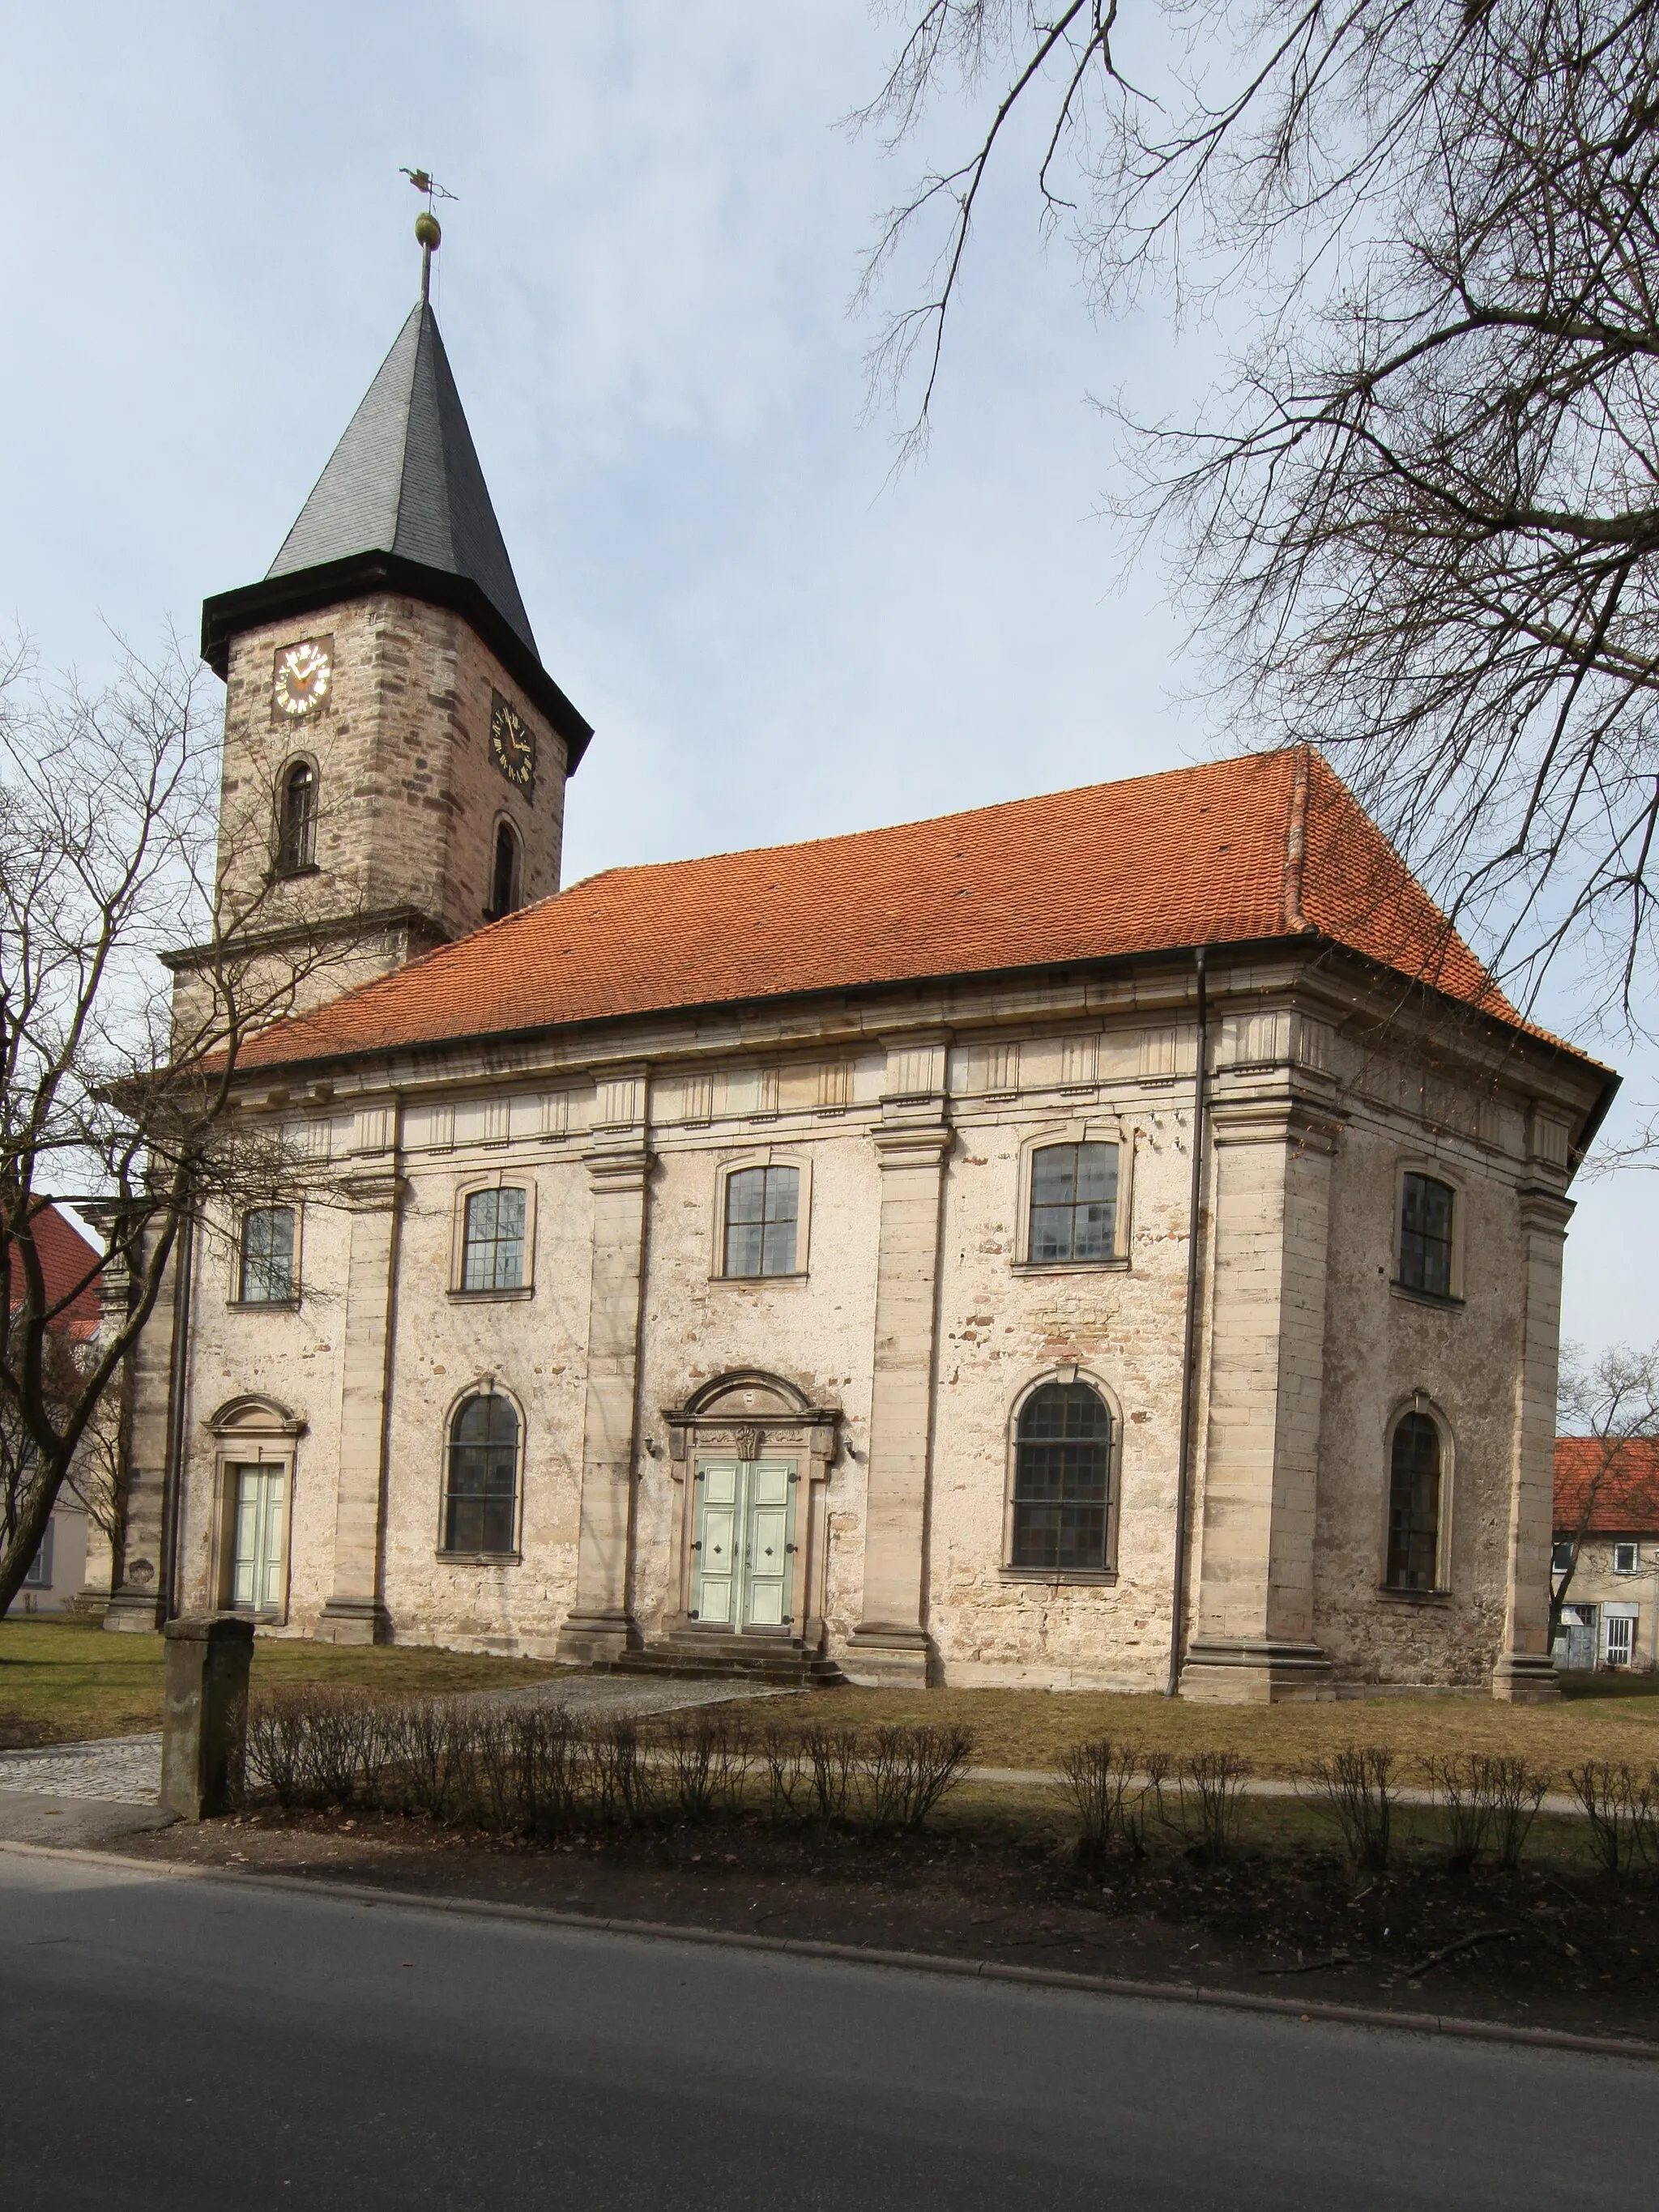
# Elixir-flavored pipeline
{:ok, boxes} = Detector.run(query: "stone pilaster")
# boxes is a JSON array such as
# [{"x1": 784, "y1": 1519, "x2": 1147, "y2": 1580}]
[
  {"x1": 316, "y1": 1117, "x2": 406, "y2": 1644},
  {"x1": 1491, "y1": 1184, "x2": 1573, "y2": 1703},
  {"x1": 557, "y1": 1113, "x2": 654, "y2": 1665},
  {"x1": 104, "y1": 1222, "x2": 190, "y2": 1632},
  {"x1": 847, "y1": 1061, "x2": 952, "y2": 1688},
  {"x1": 1180, "y1": 1093, "x2": 1340, "y2": 1702}
]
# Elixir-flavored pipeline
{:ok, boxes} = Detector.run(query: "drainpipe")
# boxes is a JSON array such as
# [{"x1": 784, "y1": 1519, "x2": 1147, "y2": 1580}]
[{"x1": 1166, "y1": 946, "x2": 1209, "y2": 1697}]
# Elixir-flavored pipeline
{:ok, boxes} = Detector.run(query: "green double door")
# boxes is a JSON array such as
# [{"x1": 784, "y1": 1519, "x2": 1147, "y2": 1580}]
[{"x1": 692, "y1": 1459, "x2": 796, "y2": 1630}]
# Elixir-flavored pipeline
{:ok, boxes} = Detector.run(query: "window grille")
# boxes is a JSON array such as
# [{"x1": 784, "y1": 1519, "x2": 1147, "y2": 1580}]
[
  {"x1": 461, "y1": 1188, "x2": 526, "y2": 1292},
  {"x1": 1028, "y1": 1143, "x2": 1117, "y2": 1264},
  {"x1": 1398, "y1": 1173, "x2": 1455, "y2": 1297},
  {"x1": 1011, "y1": 1381, "x2": 1111, "y2": 1572},
  {"x1": 239, "y1": 1207, "x2": 296, "y2": 1303},
  {"x1": 276, "y1": 760, "x2": 317, "y2": 874},
  {"x1": 1385, "y1": 1411, "x2": 1442, "y2": 1590},
  {"x1": 443, "y1": 1393, "x2": 519, "y2": 1554},
  {"x1": 723, "y1": 1165, "x2": 800, "y2": 1278}
]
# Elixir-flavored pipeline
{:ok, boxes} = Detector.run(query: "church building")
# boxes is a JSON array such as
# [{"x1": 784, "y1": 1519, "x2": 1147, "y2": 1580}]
[{"x1": 105, "y1": 274, "x2": 1616, "y2": 1703}]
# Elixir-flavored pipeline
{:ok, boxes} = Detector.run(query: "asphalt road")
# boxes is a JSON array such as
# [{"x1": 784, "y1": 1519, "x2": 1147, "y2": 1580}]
[{"x1": 2, "y1": 1848, "x2": 1654, "y2": 2212}]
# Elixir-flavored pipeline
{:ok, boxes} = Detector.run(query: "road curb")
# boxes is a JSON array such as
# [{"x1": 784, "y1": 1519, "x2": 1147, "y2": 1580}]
[{"x1": 4, "y1": 1834, "x2": 1656, "y2": 2064}]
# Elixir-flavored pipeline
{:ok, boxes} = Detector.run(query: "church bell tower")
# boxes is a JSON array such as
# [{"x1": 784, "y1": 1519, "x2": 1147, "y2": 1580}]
[{"x1": 187, "y1": 215, "x2": 591, "y2": 1018}]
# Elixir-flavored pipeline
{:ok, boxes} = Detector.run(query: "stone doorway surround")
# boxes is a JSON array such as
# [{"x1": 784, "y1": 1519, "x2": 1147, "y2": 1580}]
[{"x1": 661, "y1": 1373, "x2": 841, "y2": 1654}]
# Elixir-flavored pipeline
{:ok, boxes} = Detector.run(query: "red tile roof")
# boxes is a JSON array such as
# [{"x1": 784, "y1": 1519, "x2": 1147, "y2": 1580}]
[
  {"x1": 1555, "y1": 1437, "x2": 1659, "y2": 1535},
  {"x1": 239, "y1": 748, "x2": 1549, "y2": 1072},
  {"x1": 8, "y1": 1203, "x2": 103, "y2": 1337}
]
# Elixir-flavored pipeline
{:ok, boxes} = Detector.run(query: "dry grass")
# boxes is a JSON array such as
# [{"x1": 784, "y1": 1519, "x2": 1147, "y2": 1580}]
[
  {"x1": 0, "y1": 1619, "x2": 570, "y2": 1747},
  {"x1": 811, "y1": 1681, "x2": 1659, "y2": 1784}
]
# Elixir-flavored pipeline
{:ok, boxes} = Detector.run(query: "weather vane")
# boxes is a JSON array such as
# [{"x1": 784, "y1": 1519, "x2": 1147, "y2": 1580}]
[{"x1": 401, "y1": 168, "x2": 458, "y2": 305}]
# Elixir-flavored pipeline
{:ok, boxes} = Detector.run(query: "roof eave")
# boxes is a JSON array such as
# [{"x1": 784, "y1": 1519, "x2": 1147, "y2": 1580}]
[{"x1": 200, "y1": 552, "x2": 594, "y2": 771}]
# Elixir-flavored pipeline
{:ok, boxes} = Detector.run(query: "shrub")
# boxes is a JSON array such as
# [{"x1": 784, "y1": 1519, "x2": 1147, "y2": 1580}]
[
  {"x1": 860, "y1": 1724, "x2": 975, "y2": 1832},
  {"x1": 660, "y1": 1709, "x2": 754, "y2": 1822},
  {"x1": 1568, "y1": 1762, "x2": 1659, "y2": 1879},
  {"x1": 1422, "y1": 1754, "x2": 1550, "y2": 1873},
  {"x1": 1056, "y1": 1737, "x2": 1166, "y2": 1859},
  {"x1": 758, "y1": 1722, "x2": 812, "y2": 1822},
  {"x1": 1175, "y1": 1750, "x2": 1251, "y2": 1862},
  {"x1": 1303, "y1": 1747, "x2": 1396, "y2": 1876},
  {"x1": 801, "y1": 1724, "x2": 861, "y2": 1823}
]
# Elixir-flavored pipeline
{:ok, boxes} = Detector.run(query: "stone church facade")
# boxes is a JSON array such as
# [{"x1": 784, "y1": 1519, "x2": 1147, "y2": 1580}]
[{"x1": 106, "y1": 286, "x2": 1615, "y2": 1703}]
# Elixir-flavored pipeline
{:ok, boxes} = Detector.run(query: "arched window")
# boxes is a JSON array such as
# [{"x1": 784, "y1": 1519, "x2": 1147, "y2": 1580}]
[
  {"x1": 1028, "y1": 1142, "x2": 1118, "y2": 1264},
  {"x1": 1011, "y1": 1380, "x2": 1111, "y2": 1571},
  {"x1": 275, "y1": 759, "x2": 318, "y2": 875},
  {"x1": 443, "y1": 1392, "x2": 520, "y2": 1555},
  {"x1": 1386, "y1": 1410, "x2": 1443, "y2": 1591},
  {"x1": 722, "y1": 1163, "x2": 800, "y2": 1277},
  {"x1": 489, "y1": 821, "x2": 520, "y2": 918}
]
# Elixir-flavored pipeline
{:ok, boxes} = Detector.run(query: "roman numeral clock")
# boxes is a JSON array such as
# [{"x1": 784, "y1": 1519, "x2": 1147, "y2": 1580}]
[{"x1": 489, "y1": 693, "x2": 535, "y2": 795}]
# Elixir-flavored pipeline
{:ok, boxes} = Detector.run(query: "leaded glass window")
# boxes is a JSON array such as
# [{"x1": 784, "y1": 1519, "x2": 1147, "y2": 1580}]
[
  {"x1": 1012, "y1": 1381, "x2": 1111, "y2": 1572},
  {"x1": 239, "y1": 1206, "x2": 296, "y2": 1303},
  {"x1": 461, "y1": 1187, "x2": 527, "y2": 1292},
  {"x1": 443, "y1": 1393, "x2": 519, "y2": 1554},
  {"x1": 723, "y1": 1165, "x2": 800, "y2": 1278},
  {"x1": 1028, "y1": 1143, "x2": 1118, "y2": 1264},
  {"x1": 1385, "y1": 1411, "x2": 1442, "y2": 1591},
  {"x1": 1398, "y1": 1173, "x2": 1455, "y2": 1297}
]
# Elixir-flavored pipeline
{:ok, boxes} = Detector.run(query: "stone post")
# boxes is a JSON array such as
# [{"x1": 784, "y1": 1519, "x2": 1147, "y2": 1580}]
[
  {"x1": 104, "y1": 1225, "x2": 186, "y2": 1631},
  {"x1": 317, "y1": 1126, "x2": 405, "y2": 1644},
  {"x1": 159, "y1": 1613, "x2": 254, "y2": 1821},
  {"x1": 1491, "y1": 1184, "x2": 1574, "y2": 1703},
  {"x1": 557, "y1": 1112, "x2": 653, "y2": 1665},
  {"x1": 847, "y1": 1059, "x2": 952, "y2": 1688},
  {"x1": 1180, "y1": 1093, "x2": 1340, "y2": 1702}
]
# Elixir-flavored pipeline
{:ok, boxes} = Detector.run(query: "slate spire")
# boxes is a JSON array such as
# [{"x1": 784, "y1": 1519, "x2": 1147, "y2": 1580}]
[{"x1": 266, "y1": 301, "x2": 537, "y2": 656}]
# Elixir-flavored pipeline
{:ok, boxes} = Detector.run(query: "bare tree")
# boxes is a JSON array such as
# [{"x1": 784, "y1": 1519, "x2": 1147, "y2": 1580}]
[
  {"x1": 0, "y1": 637, "x2": 356, "y2": 1619},
  {"x1": 1550, "y1": 1339, "x2": 1659, "y2": 1647},
  {"x1": 856, "y1": 2, "x2": 1659, "y2": 1028}
]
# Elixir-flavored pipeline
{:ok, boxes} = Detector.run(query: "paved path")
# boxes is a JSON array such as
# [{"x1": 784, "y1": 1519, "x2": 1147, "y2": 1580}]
[{"x1": 2, "y1": 1847, "x2": 1653, "y2": 2211}]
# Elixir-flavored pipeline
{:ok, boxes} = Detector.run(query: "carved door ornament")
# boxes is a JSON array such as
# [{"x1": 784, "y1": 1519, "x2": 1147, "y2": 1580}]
[{"x1": 736, "y1": 1425, "x2": 765, "y2": 1462}]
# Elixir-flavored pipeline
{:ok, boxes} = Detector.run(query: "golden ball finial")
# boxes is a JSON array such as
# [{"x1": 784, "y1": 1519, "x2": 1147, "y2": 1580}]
[{"x1": 415, "y1": 211, "x2": 441, "y2": 250}]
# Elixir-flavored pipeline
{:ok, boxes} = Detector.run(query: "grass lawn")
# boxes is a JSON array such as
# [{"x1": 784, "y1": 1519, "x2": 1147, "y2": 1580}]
[
  {"x1": 0, "y1": 1618, "x2": 570, "y2": 1748},
  {"x1": 811, "y1": 1677, "x2": 1659, "y2": 1784}
]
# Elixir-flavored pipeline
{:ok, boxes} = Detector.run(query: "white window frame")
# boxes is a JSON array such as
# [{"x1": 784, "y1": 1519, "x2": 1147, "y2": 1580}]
[
  {"x1": 436, "y1": 1379, "x2": 527, "y2": 1562},
  {"x1": 1011, "y1": 1120, "x2": 1132, "y2": 1272},
  {"x1": 1602, "y1": 1605, "x2": 1640, "y2": 1666},
  {"x1": 1392, "y1": 1159, "x2": 1466, "y2": 1304},
  {"x1": 449, "y1": 1174, "x2": 537, "y2": 1299},
  {"x1": 712, "y1": 1151, "x2": 812, "y2": 1283},
  {"x1": 1613, "y1": 1541, "x2": 1641, "y2": 1575},
  {"x1": 1000, "y1": 1365, "x2": 1124, "y2": 1583},
  {"x1": 231, "y1": 1201, "x2": 303, "y2": 1309},
  {"x1": 1379, "y1": 1394, "x2": 1456, "y2": 1596}
]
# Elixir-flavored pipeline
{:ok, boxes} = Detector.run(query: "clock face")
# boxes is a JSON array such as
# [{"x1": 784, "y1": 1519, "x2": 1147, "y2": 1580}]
[
  {"x1": 489, "y1": 693, "x2": 536, "y2": 793},
  {"x1": 272, "y1": 637, "x2": 334, "y2": 721}
]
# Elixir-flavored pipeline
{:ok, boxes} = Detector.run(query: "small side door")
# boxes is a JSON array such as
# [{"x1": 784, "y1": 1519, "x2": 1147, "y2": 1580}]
[
  {"x1": 740, "y1": 1461, "x2": 795, "y2": 1629},
  {"x1": 692, "y1": 1461, "x2": 741, "y2": 1625},
  {"x1": 231, "y1": 1464, "x2": 286, "y2": 1614}
]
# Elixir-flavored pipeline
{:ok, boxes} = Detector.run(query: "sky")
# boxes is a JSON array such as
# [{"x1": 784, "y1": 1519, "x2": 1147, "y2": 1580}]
[{"x1": 6, "y1": 1, "x2": 1656, "y2": 1362}]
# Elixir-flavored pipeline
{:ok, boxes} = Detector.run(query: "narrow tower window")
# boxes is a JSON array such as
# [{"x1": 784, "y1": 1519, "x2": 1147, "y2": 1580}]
[
  {"x1": 1385, "y1": 1410, "x2": 1443, "y2": 1591},
  {"x1": 489, "y1": 822, "x2": 520, "y2": 918},
  {"x1": 1398, "y1": 1173, "x2": 1456, "y2": 1297},
  {"x1": 276, "y1": 760, "x2": 318, "y2": 875}
]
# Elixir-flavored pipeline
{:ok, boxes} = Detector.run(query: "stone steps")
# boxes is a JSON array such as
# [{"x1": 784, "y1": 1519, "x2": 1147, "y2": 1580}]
[{"x1": 599, "y1": 1640, "x2": 846, "y2": 1689}]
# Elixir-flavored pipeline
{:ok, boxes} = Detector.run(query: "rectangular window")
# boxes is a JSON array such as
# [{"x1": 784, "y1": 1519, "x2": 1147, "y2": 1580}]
[
  {"x1": 1028, "y1": 1142, "x2": 1119, "y2": 1264},
  {"x1": 723, "y1": 1165, "x2": 800, "y2": 1278},
  {"x1": 461, "y1": 1187, "x2": 527, "y2": 1292},
  {"x1": 1614, "y1": 1542, "x2": 1640, "y2": 1575},
  {"x1": 238, "y1": 1207, "x2": 296, "y2": 1303},
  {"x1": 1397, "y1": 1173, "x2": 1455, "y2": 1298},
  {"x1": 22, "y1": 1519, "x2": 53, "y2": 1588},
  {"x1": 1552, "y1": 1539, "x2": 1575, "y2": 1574}
]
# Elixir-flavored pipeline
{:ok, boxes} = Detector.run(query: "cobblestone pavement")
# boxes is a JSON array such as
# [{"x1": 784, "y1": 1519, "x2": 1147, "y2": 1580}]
[{"x1": 0, "y1": 1677, "x2": 792, "y2": 1807}]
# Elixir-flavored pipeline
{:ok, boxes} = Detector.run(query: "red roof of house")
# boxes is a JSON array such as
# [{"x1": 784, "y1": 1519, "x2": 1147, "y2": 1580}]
[
  {"x1": 1555, "y1": 1437, "x2": 1659, "y2": 1535},
  {"x1": 237, "y1": 747, "x2": 1556, "y2": 1072},
  {"x1": 8, "y1": 1204, "x2": 103, "y2": 1337}
]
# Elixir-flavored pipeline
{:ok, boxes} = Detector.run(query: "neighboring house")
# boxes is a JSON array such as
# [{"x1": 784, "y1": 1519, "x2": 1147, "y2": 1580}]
[
  {"x1": 104, "y1": 278, "x2": 1615, "y2": 1704},
  {"x1": 1552, "y1": 1438, "x2": 1659, "y2": 1673},
  {"x1": 2, "y1": 1202, "x2": 107, "y2": 1617}
]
